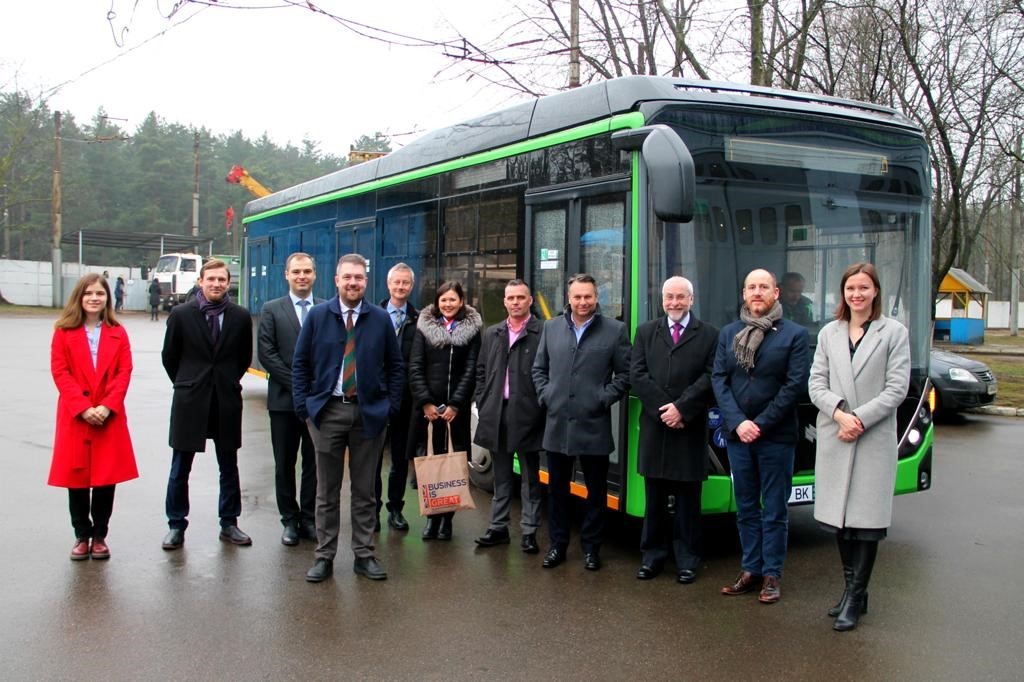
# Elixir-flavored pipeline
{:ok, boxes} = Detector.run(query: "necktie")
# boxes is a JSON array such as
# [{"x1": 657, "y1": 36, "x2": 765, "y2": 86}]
[
  {"x1": 392, "y1": 309, "x2": 403, "y2": 334},
  {"x1": 298, "y1": 299, "x2": 310, "y2": 326},
  {"x1": 672, "y1": 322, "x2": 682, "y2": 344},
  {"x1": 341, "y1": 309, "x2": 357, "y2": 396}
]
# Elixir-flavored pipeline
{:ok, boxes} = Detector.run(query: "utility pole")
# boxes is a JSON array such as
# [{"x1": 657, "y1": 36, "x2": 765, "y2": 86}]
[
  {"x1": 1011, "y1": 133, "x2": 1021, "y2": 336},
  {"x1": 192, "y1": 132, "x2": 200, "y2": 237},
  {"x1": 569, "y1": 0, "x2": 580, "y2": 88},
  {"x1": 51, "y1": 111, "x2": 63, "y2": 308}
]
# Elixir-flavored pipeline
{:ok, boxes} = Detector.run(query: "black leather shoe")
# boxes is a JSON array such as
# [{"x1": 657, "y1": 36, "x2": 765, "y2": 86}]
[
  {"x1": 583, "y1": 553, "x2": 602, "y2": 571},
  {"x1": 521, "y1": 533, "x2": 539, "y2": 554},
  {"x1": 161, "y1": 528, "x2": 184, "y2": 551},
  {"x1": 542, "y1": 547, "x2": 566, "y2": 568},
  {"x1": 636, "y1": 562, "x2": 663, "y2": 580},
  {"x1": 437, "y1": 516, "x2": 453, "y2": 541},
  {"x1": 475, "y1": 528, "x2": 511, "y2": 547},
  {"x1": 299, "y1": 521, "x2": 318, "y2": 541},
  {"x1": 305, "y1": 558, "x2": 333, "y2": 583},
  {"x1": 677, "y1": 568, "x2": 698, "y2": 584},
  {"x1": 281, "y1": 525, "x2": 299, "y2": 546},
  {"x1": 353, "y1": 556, "x2": 388, "y2": 580},
  {"x1": 387, "y1": 510, "x2": 409, "y2": 531},
  {"x1": 219, "y1": 525, "x2": 253, "y2": 546}
]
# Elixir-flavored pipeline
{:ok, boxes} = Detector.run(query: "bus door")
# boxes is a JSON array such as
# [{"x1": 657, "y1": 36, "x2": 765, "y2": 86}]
[
  {"x1": 247, "y1": 238, "x2": 270, "y2": 313},
  {"x1": 525, "y1": 179, "x2": 630, "y2": 506},
  {"x1": 336, "y1": 219, "x2": 377, "y2": 302}
]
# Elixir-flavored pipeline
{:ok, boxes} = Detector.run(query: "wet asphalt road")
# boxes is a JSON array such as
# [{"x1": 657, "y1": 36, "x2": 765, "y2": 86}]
[{"x1": 1, "y1": 312, "x2": 1022, "y2": 681}]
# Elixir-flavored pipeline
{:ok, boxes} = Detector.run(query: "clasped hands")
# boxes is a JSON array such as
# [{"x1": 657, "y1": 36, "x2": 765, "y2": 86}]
[
  {"x1": 80, "y1": 405, "x2": 111, "y2": 426},
  {"x1": 423, "y1": 403, "x2": 458, "y2": 423},
  {"x1": 833, "y1": 407, "x2": 864, "y2": 442},
  {"x1": 658, "y1": 403, "x2": 684, "y2": 429}
]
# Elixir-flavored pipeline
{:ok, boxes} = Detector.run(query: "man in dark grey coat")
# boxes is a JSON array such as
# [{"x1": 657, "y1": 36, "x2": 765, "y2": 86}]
[
  {"x1": 532, "y1": 273, "x2": 631, "y2": 571},
  {"x1": 473, "y1": 280, "x2": 545, "y2": 554},
  {"x1": 630, "y1": 276, "x2": 717, "y2": 584}
]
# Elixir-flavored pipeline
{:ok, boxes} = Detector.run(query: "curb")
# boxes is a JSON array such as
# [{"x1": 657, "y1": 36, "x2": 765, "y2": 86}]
[{"x1": 968, "y1": 405, "x2": 1024, "y2": 417}]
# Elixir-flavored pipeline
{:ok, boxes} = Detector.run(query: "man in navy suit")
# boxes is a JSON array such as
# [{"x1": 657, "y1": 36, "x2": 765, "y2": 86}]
[
  {"x1": 292, "y1": 253, "x2": 404, "y2": 583},
  {"x1": 257, "y1": 252, "x2": 324, "y2": 547},
  {"x1": 712, "y1": 269, "x2": 809, "y2": 604}
]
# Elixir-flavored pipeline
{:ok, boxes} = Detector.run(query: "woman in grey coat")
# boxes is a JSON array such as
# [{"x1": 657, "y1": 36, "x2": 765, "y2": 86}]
[{"x1": 808, "y1": 263, "x2": 910, "y2": 632}]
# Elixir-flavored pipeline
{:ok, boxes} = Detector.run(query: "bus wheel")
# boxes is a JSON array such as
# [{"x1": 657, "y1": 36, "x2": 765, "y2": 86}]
[{"x1": 468, "y1": 443, "x2": 493, "y2": 492}]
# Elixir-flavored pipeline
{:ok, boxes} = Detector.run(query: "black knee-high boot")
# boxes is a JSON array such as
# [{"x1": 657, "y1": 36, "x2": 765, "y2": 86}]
[
  {"x1": 829, "y1": 535, "x2": 866, "y2": 617},
  {"x1": 833, "y1": 539, "x2": 878, "y2": 631}
]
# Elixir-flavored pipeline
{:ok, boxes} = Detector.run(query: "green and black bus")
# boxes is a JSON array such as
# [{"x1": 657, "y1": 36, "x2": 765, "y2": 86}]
[{"x1": 242, "y1": 76, "x2": 934, "y2": 517}]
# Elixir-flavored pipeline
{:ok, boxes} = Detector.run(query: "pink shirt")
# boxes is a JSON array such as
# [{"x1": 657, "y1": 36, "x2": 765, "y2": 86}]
[{"x1": 504, "y1": 315, "x2": 530, "y2": 399}]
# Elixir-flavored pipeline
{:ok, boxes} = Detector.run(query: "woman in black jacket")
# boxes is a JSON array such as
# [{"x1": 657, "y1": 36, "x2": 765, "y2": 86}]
[{"x1": 407, "y1": 281, "x2": 483, "y2": 541}]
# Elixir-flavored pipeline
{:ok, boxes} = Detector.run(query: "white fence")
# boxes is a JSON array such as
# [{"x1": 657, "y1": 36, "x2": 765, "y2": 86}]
[{"x1": 0, "y1": 259, "x2": 148, "y2": 309}]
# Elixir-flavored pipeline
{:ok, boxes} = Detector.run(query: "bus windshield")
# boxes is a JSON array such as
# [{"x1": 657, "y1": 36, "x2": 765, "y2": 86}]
[{"x1": 647, "y1": 106, "x2": 931, "y2": 375}]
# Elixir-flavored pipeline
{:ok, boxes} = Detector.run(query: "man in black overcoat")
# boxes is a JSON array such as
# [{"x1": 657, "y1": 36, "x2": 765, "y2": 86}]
[
  {"x1": 630, "y1": 276, "x2": 718, "y2": 584},
  {"x1": 160, "y1": 259, "x2": 253, "y2": 550},
  {"x1": 473, "y1": 280, "x2": 545, "y2": 553}
]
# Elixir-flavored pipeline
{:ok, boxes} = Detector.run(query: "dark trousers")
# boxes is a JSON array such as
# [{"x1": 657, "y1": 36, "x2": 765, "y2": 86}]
[
  {"x1": 68, "y1": 485, "x2": 116, "y2": 539},
  {"x1": 640, "y1": 478, "x2": 702, "y2": 570},
  {"x1": 489, "y1": 402, "x2": 542, "y2": 534},
  {"x1": 165, "y1": 442, "x2": 242, "y2": 530},
  {"x1": 376, "y1": 405, "x2": 412, "y2": 514},
  {"x1": 726, "y1": 439, "x2": 795, "y2": 578},
  {"x1": 547, "y1": 452, "x2": 609, "y2": 554},
  {"x1": 269, "y1": 410, "x2": 317, "y2": 528},
  {"x1": 308, "y1": 399, "x2": 385, "y2": 560}
]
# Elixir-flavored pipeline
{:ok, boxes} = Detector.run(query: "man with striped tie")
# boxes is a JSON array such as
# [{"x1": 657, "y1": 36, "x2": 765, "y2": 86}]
[{"x1": 292, "y1": 254, "x2": 405, "y2": 583}]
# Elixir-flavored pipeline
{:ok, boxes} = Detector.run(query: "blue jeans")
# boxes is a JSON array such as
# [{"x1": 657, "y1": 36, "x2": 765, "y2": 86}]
[{"x1": 726, "y1": 439, "x2": 795, "y2": 578}]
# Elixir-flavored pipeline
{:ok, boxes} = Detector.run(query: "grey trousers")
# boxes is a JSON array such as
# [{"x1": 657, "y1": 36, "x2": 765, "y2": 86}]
[
  {"x1": 487, "y1": 404, "x2": 542, "y2": 534},
  {"x1": 489, "y1": 449, "x2": 542, "y2": 534},
  {"x1": 308, "y1": 399, "x2": 385, "y2": 560}
]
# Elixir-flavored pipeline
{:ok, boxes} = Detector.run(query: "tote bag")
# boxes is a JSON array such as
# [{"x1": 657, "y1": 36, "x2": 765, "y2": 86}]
[{"x1": 413, "y1": 421, "x2": 476, "y2": 516}]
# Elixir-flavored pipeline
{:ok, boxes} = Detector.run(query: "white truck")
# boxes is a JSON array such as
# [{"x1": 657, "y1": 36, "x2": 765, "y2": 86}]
[{"x1": 152, "y1": 253, "x2": 241, "y2": 309}]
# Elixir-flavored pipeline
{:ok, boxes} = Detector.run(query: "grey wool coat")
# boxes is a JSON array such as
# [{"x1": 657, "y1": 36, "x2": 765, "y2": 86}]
[
  {"x1": 808, "y1": 315, "x2": 910, "y2": 530},
  {"x1": 532, "y1": 307, "x2": 631, "y2": 456}
]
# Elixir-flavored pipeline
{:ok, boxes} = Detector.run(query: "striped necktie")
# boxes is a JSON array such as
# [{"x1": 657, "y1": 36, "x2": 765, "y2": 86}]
[{"x1": 341, "y1": 309, "x2": 357, "y2": 396}]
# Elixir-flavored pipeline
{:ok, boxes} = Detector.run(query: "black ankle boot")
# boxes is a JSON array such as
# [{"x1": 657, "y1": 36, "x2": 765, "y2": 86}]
[
  {"x1": 422, "y1": 516, "x2": 440, "y2": 540},
  {"x1": 437, "y1": 513, "x2": 453, "y2": 541},
  {"x1": 834, "y1": 539, "x2": 878, "y2": 632}
]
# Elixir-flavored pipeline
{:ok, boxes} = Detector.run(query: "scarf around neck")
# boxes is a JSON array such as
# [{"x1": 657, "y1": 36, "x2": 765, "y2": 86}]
[
  {"x1": 196, "y1": 289, "x2": 230, "y2": 341},
  {"x1": 732, "y1": 300, "x2": 783, "y2": 371}
]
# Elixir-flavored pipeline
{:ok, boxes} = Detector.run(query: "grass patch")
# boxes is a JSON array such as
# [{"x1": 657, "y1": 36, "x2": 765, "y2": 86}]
[
  {"x1": 980, "y1": 329, "x2": 1024, "y2": 348},
  {"x1": 963, "y1": 353, "x2": 1024, "y2": 409},
  {"x1": 0, "y1": 303, "x2": 59, "y2": 317}
]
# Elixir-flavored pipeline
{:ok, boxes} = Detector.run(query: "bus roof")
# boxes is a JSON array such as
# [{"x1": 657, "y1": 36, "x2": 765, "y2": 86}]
[{"x1": 244, "y1": 76, "x2": 921, "y2": 219}]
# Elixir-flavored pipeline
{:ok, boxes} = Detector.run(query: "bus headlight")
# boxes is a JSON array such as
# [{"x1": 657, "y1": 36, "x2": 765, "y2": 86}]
[{"x1": 906, "y1": 428, "x2": 921, "y2": 446}]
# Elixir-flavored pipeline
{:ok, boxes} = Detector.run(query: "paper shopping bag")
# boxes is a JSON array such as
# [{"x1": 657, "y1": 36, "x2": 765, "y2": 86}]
[{"x1": 413, "y1": 422, "x2": 476, "y2": 516}]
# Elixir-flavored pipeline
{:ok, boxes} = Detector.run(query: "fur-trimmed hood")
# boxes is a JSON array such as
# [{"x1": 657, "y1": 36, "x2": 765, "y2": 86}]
[{"x1": 417, "y1": 304, "x2": 483, "y2": 348}]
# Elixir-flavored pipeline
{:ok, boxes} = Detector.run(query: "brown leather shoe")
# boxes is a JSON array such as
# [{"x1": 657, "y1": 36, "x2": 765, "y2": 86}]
[
  {"x1": 759, "y1": 575, "x2": 781, "y2": 604},
  {"x1": 720, "y1": 570, "x2": 762, "y2": 595}
]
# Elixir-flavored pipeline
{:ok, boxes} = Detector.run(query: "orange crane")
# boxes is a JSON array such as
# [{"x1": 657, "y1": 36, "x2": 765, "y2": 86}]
[{"x1": 225, "y1": 164, "x2": 272, "y2": 198}]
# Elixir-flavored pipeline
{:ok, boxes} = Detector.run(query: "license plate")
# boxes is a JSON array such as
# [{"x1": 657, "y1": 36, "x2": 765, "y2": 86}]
[
  {"x1": 987, "y1": 384, "x2": 997, "y2": 395},
  {"x1": 788, "y1": 484, "x2": 814, "y2": 504}
]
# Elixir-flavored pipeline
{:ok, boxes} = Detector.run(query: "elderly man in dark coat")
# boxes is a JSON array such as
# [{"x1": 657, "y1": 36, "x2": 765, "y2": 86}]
[
  {"x1": 473, "y1": 279, "x2": 545, "y2": 554},
  {"x1": 630, "y1": 276, "x2": 718, "y2": 584},
  {"x1": 532, "y1": 273, "x2": 631, "y2": 571},
  {"x1": 160, "y1": 259, "x2": 253, "y2": 550}
]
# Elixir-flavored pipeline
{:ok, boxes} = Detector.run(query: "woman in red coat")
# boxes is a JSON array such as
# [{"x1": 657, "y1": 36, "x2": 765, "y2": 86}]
[{"x1": 50, "y1": 274, "x2": 138, "y2": 561}]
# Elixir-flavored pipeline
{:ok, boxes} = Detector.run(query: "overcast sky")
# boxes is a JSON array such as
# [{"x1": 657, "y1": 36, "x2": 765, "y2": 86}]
[{"x1": 1, "y1": 0, "x2": 529, "y2": 157}]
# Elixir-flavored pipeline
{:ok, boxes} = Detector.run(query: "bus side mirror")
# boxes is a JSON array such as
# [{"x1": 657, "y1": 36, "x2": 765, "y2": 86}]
[{"x1": 611, "y1": 125, "x2": 696, "y2": 223}]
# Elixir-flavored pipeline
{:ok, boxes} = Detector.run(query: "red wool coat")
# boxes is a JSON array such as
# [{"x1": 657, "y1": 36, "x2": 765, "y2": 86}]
[{"x1": 49, "y1": 324, "x2": 138, "y2": 488}]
